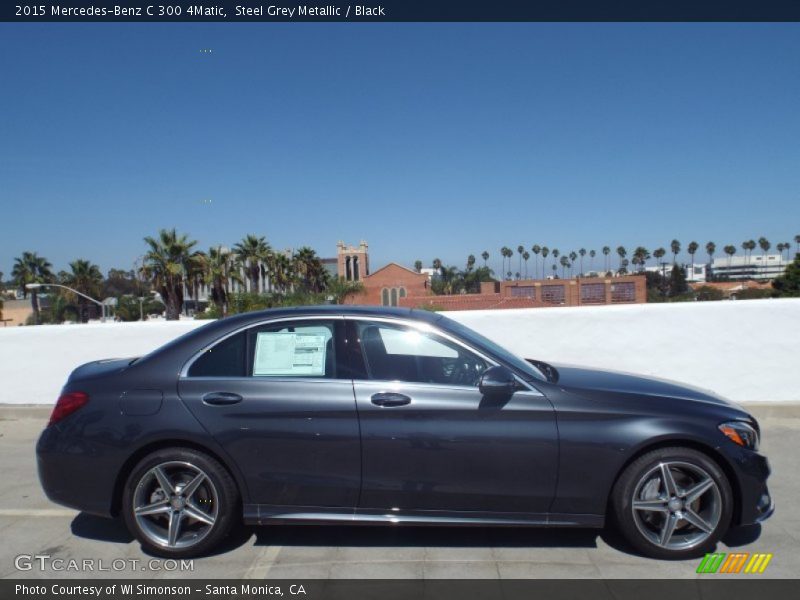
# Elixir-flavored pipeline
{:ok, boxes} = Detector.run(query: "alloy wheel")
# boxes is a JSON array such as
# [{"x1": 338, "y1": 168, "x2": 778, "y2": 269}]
[
  {"x1": 132, "y1": 461, "x2": 219, "y2": 549},
  {"x1": 631, "y1": 461, "x2": 722, "y2": 550}
]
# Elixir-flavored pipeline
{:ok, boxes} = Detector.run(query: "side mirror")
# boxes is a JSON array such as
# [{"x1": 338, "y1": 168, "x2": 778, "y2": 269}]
[{"x1": 479, "y1": 365, "x2": 517, "y2": 397}]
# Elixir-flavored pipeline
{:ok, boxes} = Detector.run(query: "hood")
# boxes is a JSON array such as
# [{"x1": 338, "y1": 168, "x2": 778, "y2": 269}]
[
  {"x1": 544, "y1": 363, "x2": 742, "y2": 410},
  {"x1": 68, "y1": 358, "x2": 135, "y2": 382}
]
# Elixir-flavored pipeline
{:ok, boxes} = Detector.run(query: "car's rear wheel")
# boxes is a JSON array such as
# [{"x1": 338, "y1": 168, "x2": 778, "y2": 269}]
[
  {"x1": 122, "y1": 447, "x2": 239, "y2": 558},
  {"x1": 612, "y1": 447, "x2": 733, "y2": 560}
]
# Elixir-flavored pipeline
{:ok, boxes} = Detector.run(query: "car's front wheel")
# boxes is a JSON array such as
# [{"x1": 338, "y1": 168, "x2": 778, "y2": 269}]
[
  {"x1": 612, "y1": 447, "x2": 733, "y2": 560},
  {"x1": 122, "y1": 447, "x2": 239, "y2": 558}
]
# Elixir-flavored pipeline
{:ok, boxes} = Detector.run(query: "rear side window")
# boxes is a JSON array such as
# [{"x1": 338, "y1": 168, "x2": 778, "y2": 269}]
[
  {"x1": 187, "y1": 331, "x2": 246, "y2": 377},
  {"x1": 248, "y1": 320, "x2": 338, "y2": 378}
]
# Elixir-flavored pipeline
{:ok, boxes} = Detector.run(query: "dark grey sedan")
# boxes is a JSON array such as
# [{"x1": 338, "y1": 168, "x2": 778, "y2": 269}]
[{"x1": 37, "y1": 306, "x2": 773, "y2": 559}]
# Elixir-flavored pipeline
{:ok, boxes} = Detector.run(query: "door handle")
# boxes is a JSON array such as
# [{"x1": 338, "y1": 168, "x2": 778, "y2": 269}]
[
  {"x1": 202, "y1": 392, "x2": 243, "y2": 406},
  {"x1": 371, "y1": 392, "x2": 411, "y2": 407}
]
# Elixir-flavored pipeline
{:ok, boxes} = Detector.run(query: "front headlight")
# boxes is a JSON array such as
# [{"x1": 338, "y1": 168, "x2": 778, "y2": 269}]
[{"x1": 719, "y1": 421, "x2": 760, "y2": 451}]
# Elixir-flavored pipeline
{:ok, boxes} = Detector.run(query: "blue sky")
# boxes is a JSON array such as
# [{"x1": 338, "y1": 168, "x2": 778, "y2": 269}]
[{"x1": 1, "y1": 23, "x2": 799, "y2": 278}]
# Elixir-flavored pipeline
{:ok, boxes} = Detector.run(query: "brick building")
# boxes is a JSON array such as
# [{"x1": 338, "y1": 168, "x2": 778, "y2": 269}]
[{"x1": 333, "y1": 241, "x2": 646, "y2": 310}]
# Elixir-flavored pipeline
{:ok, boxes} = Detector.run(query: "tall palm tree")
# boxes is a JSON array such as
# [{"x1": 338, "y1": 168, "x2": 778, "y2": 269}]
[
  {"x1": 467, "y1": 254, "x2": 476, "y2": 272},
  {"x1": 776, "y1": 243, "x2": 785, "y2": 267},
  {"x1": 559, "y1": 255, "x2": 569, "y2": 278},
  {"x1": 11, "y1": 251, "x2": 53, "y2": 324},
  {"x1": 616, "y1": 246, "x2": 627, "y2": 272},
  {"x1": 782, "y1": 242, "x2": 791, "y2": 264},
  {"x1": 757, "y1": 237, "x2": 770, "y2": 277},
  {"x1": 62, "y1": 259, "x2": 104, "y2": 322},
  {"x1": 202, "y1": 246, "x2": 240, "y2": 317},
  {"x1": 589, "y1": 249, "x2": 596, "y2": 272},
  {"x1": 271, "y1": 253, "x2": 295, "y2": 294},
  {"x1": 705, "y1": 242, "x2": 716, "y2": 273},
  {"x1": 294, "y1": 246, "x2": 327, "y2": 293},
  {"x1": 578, "y1": 248, "x2": 586, "y2": 276},
  {"x1": 634, "y1": 247, "x2": 650, "y2": 272},
  {"x1": 414, "y1": 260, "x2": 423, "y2": 273},
  {"x1": 233, "y1": 234, "x2": 270, "y2": 293},
  {"x1": 670, "y1": 239, "x2": 681, "y2": 264},
  {"x1": 724, "y1": 245, "x2": 736, "y2": 270},
  {"x1": 433, "y1": 258, "x2": 442, "y2": 272},
  {"x1": 541, "y1": 247, "x2": 550, "y2": 278},
  {"x1": 741, "y1": 240, "x2": 750, "y2": 266},
  {"x1": 531, "y1": 245, "x2": 541, "y2": 279},
  {"x1": 653, "y1": 247, "x2": 666, "y2": 267},
  {"x1": 602, "y1": 246, "x2": 611, "y2": 272},
  {"x1": 686, "y1": 241, "x2": 699, "y2": 277},
  {"x1": 499, "y1": 247, "x2": 507, "y2": 278},
  {"x1": 569, "y1": 251, "x2": 578, "y2": 277},
  {"x1": 795, "y1": 234, "x2": 800, "y2": 256},
  {"x1": 517, "y1": 245, "x2": 524, "y2": 277},
  {"x1": 141, "y1": 228, "x2": 199, "y2": 320},
  {"x1": 522, "y1": 251, "x2": 530, "y2": 279},
  {"x1": 481, "y1": 251, "x2": 489, "y2": 267}
]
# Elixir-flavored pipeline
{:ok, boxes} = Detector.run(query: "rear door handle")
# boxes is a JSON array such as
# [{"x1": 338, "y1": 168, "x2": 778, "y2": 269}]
[
  {"x1": 202, "y1": 392, "x2": 243, "y2": 406},
  {"x1": 371, "y1": 392, "x2": 411, "y2": 407}
]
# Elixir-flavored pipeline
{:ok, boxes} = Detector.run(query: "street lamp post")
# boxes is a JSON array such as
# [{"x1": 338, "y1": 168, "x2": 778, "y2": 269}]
[{"x1": 25, "y1": 283, "x2": 106, "y2": 323}]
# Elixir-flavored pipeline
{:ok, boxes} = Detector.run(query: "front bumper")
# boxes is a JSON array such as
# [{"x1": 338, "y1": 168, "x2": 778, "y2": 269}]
[{"x1": 725, "y1": 445, "x2": 774, "y2": 526}]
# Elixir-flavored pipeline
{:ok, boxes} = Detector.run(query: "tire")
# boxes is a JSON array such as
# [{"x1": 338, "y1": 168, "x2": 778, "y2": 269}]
[
  {"x1": 122, "y1": 447, "x2": 239, "y2": 558},
  {"x1": 611, "y1": 447, "x2": 733, "y2": 560}
]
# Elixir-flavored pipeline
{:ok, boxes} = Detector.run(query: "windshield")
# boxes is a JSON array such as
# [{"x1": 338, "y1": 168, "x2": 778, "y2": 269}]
[{"x1": 437, "y1": 315, "x2": 547, "y2": 382}]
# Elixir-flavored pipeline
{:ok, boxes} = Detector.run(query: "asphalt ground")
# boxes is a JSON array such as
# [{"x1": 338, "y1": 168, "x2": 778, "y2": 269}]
[{"x1": 1, "y1": 405, "x2": 797, "y2": 580}]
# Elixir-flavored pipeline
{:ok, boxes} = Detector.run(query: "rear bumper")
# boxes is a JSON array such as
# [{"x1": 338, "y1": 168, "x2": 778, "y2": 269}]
[{"x1": 36, "y1": 425, "x2": 117, "y2": 518}]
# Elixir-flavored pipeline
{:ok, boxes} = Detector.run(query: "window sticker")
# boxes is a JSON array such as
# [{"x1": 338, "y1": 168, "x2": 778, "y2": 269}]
[{"x1": 253, "y1": 332, "x2": 327, "y2": 376}]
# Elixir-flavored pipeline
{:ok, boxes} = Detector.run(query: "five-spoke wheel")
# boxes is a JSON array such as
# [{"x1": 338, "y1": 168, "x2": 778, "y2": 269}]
[
  {"x1": 613, "y1": 447, "x2": 733, "y2": 559},
  {"x1": 123, "y1": 448, "x2": 238, "y2": 557}
]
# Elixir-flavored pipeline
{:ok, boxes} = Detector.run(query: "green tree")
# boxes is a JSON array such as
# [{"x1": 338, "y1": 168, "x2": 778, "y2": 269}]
[
  {"x1": 531, "y1": 245, "x2": 541, "y2": 279},
  {"x1": 12, "y1": 251, "x2": 53, "y2": 324},
  {"x1": 522, "y1": 251, "x2": 530, "y2": 278},
  {"x1": 687, "y1": 241, "x2": 699, "y2": 277},
  {"x1": 589, "y1": 249, "x2": 596, "y2": 273},
  {"x1": 293, "y1": 246, "x2": 328, "y2": 294},
  {"x1": 541, "y1": 246, "x2": 550, "y2": 277},
  {"x1": 233, "y1": 234, "x2": 271, "y2": 293},
  {"x1": 772, "y1": 253, "x2": 800, "y2": 297},
  {"x1": 795, "y1": 234, "x2": 800, "y2": 255},
  {"x1": 414, "y1": 260, "x2": 423, "y2": 273},
  {"x1": 517, "y1": 245, "x2": 524, "y2": 277},
  {"x1": 602, "y1": 246, "x2": 611, "y2": 272},
  {"x1": 481, "y1": 251, "x2": 489, "y2": 267},
  {"x1": 62, "y1": 259, "x2": 104, "y2": 322},
  {"x1": 466, "y1": 254, "x2": 476, "y2": 272},
  {"x1": 616, "y1": 246, "x2": 626, "y2": 272},
  {"x1": 141, "y1": 228, "x2": 199, "y2": 320},
  {"x1": 325, "y1": 277, "x2": 365, "y2": 304},
  {"x1": 723, "y1": 245, "x2": 736, "y2": 270},
  {"x1": 669, "y1": 264, "x2": 689, "y2": 297},
  {"x1": 670, "y1": 239, "x2": 681, "y2": 263},
  {"x1": 705, "y1": 241, "x2": 716, "y2": 269},
  {"x1": 201, "y1": 246, "x2": 241, "y2": 317}
]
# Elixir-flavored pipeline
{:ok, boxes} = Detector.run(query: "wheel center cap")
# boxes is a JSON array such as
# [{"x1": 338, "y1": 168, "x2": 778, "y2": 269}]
[
  {"x1": 668, "y1": 498, "x2": 683, "y2": 512},
  {"x1": 171, "y1": 496, "x2": 186, "y2": 510}
]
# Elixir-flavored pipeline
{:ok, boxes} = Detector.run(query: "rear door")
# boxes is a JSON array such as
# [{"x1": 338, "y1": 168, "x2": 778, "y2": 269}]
[
  {"x1": 349, "y1": 318, "x2": 558, "y2": 515},
  {"x1": 177, "y1": 317, "x2": 361, "y2": 508}
]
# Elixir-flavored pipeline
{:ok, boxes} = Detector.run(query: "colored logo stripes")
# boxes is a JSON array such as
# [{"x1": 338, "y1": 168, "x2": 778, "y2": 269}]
[{"x1": 697, "y1": 552, "x2": 773, "y2": 574}]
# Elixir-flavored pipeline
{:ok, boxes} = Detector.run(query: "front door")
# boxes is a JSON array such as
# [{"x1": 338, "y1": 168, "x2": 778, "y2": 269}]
[
  {"x1": 349, "y1": 319, "x2": 558, "y2": 515},
  {"x1": 177, "y1": 318, "x2": 360, "y2": 508}
]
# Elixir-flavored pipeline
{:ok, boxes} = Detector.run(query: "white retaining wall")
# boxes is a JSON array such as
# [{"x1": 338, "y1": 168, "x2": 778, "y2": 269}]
[{"x1": 0, "y1": 299, "x2": 797, "y2": 405}]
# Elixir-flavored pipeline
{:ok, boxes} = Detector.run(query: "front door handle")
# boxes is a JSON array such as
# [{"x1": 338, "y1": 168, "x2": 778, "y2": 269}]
[
  {"x1": 371, "y1": 392, "x2": 411, "y2": 407},
  {"x1": 202, "y1": 392, "x2": 243, "y2": 406}
]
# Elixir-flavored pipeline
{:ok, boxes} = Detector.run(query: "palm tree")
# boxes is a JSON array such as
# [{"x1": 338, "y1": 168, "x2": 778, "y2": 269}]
[
  {"x1": 11, "y1": 251, "x2": 53, "y2": 324},
  {"x1": 757, "y1": 237, "x2": 770, "y2": 277},
  {"x1": 62, "y1": 259, "x2": 104, "y2": 322},
  {"x1": 467, "y1": 254, "x2": 476, "y2": 272},
  {"x1": 776, "y1": 243, "x2": 785, "y2": 267},
  {"x1": 795, "y1": 234, "x2": 800, "y2": 256},
  {"x1": 706, "y1": 242, "x2": 716, "y2": 274},
  {"x1": 724, "y1": 245, "x2": 736, "y2": 270},
  {"x1": 653, "y1": 247, "x2": 666, "y2": 266},
  {"x1": 517, "y1": 245, "x2": 524, "y2": 277},
  {"x1": 271, "y1": 253, "x2": 295, "y2": 293},
  {"x1": 559, "y1": 255, "x2": 569, "y2": 278},
  {"x1": 433, "y1": 258, "x2": 442, "y2": 272},
  {"x1": 602, "y1": 246, "x2": 611, "y2": 272},
  {"x1": 294, "y1": 246, "x2": 327, "y2": 293},
  {"x1": 741, "y1": 240, "x2": 750, "y2": 267},
  {"x1": 233, "y1": 234, "x2": 270, "y2": 293},
  {"x1": 531, "y1": 245, "x2": 541, "y2": 279},
  {"x1": 782, "y1": 242, "x2": 791, "y2": 264},
  {"x1": 589, "y1": 249, "x2": 596, "y2": 272},
  {"x1": 634, "y1": 247, "x2": 650, "y2": 272},
  {"x1": 541, "y1": 247, "x2": 550, "y2": 278},
  {"x1": 522, "y1": 251, "x2": 530, "y2": 278},
  {"x1": 499, "y1": 247, "x2": 507, "y2": 278},
  {"x1": 569, "y1": 251, "x2": 578, "y2": 277},
  {"x1": 578, "y1": 248, "x2": 586, "y2": 276},
  {"x1": 325, "y1": 277, "x2": 365, "y2": 305},
  {"x1": 202, "y1": 246, "x2": 240, "y2": 317},
  {"x1": 414, "y1": 260, "x2": 423, "y2": 273},
  {"x1": 141, "y1": 228, "x2": 199, "y2": 320},
  {"x1": 670, "y1": 239, "x2": 681, "y2": 264},
  {"x1": 552, "y1": 248, "x2": 560, "y2": 265},
  {"x1": 481, "y1": 251, "x2": 489, "y2": 267},
  {"x1": 616, "y1": 246, "x2": 627, "y2": 272}
]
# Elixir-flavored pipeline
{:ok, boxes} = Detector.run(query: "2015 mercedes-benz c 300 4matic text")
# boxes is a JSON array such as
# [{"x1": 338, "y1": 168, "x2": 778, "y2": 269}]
[{"x1": 37, "y1": 306, "x2": 773, "y2": 559}]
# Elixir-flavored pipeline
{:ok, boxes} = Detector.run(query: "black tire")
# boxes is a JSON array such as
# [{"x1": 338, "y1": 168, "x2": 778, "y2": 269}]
[
  {"x1": 122, "y1": 447, "x2": 239, "y2": 558},
  {"x1": 611, "y1": 447, "x2": 733, "y2": 560}
]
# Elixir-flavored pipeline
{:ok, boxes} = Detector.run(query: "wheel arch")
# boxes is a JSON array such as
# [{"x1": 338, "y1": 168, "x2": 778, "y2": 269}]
[
  {"x1": 605, "y1": 438, "x2": 743, "y2": 526},
  {"x1": 110, "y1": 439, "x2": 247, "y2": 517}
]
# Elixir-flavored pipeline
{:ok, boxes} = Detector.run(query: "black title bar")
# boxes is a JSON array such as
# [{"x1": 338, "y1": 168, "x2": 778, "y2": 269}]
[{"x1": 4, "y1": 1, "x2": 800, "y2": 22}]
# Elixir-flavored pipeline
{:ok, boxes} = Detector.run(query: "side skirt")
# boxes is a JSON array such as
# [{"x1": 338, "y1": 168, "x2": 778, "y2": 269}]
[{"x1": 243, "y1": 504, "x2": 604, "y2": 528}]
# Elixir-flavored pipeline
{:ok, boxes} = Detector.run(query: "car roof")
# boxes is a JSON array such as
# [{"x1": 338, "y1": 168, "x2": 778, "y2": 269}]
[{"x1": 230, "y1": 304, "x2": 443, "y2": 324}]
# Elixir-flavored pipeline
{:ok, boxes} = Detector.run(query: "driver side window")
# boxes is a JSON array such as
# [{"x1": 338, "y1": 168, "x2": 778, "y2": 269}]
[{"x1": 355, "y1": 321, "x2": 487, "y2": 387}]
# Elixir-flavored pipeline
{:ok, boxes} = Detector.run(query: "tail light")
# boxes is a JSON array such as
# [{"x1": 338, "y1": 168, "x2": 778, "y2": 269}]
[{"x1": 49, "y1": 392, "x2": 89, "y2": 426}]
